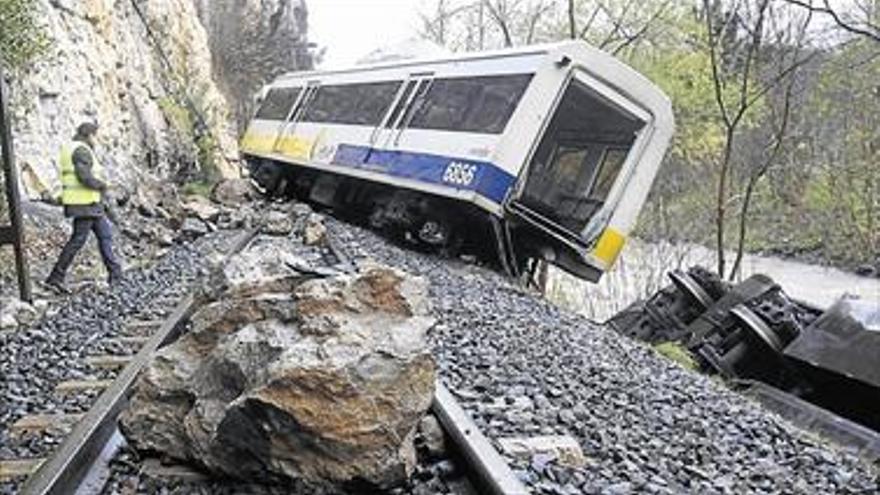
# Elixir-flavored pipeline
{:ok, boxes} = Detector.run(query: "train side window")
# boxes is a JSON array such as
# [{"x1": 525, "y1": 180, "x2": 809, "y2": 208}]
[
  {"x1": 302, "y1": 81, "x2": 402, "y2": 126},
  {"x1": 254, "y1": 87, "x2": 301, "y2": 120},
  {"x1": 357, "y1": 82, "x2": 403, "y2": 125},
  {"x1": 409, "y1": 74, "x2": 532, "y2": 134}
]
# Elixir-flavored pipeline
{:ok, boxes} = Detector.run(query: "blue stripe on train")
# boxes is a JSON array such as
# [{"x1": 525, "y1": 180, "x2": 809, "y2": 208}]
[{"x1": 331, "y1": 144, "x2": 516, "y2": 204}]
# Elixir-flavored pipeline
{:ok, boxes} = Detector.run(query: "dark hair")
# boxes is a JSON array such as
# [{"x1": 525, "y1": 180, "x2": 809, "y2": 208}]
[{"x1": 75, "y1": 122, "x2": 99, "y2": 139}]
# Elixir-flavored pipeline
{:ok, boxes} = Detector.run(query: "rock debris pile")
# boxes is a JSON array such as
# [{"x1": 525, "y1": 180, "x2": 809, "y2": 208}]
[{"x1": 120, "y1": 235, "x2": 437, "y2": 490}]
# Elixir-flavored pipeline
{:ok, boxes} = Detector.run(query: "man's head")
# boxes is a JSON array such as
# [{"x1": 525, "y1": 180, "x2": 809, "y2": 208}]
[{"x1": 74, "y1": 122, "x2": 99, "y2": 147}]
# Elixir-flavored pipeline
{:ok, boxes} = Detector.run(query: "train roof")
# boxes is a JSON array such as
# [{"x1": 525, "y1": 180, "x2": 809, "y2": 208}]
[
  {"x1": 277, "y1": 41, "x2": 565, "y2": 80},
  {"x1": 273, "y1": 41, "x2": 672, "y2": 129}
]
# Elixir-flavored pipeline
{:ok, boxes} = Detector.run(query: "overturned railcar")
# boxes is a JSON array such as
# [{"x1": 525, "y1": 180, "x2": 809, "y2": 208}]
[{"x1": 240, "y1": 41, "x2": 674, "y2": 281}]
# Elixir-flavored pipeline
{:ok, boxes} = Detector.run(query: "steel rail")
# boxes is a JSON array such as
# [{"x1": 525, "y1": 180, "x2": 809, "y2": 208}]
[
  {"x1": 19, "y1": 229, "x2": 257, "y2": 495},
  {"x1": 432, "y1": 383, "x2": 530, "y2": 495}
]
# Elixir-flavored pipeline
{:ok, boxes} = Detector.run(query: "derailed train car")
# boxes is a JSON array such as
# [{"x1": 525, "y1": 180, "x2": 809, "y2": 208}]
[{"x1": 240, "y1": 41, "x2": 674, "y2": 281}]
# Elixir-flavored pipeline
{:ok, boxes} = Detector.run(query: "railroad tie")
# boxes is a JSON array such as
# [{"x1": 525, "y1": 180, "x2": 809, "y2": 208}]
[
  {"x1": 105, "y1": 336, "x2": 150, "y2": 347},
  {"x1": 0, "y1": 459, "x2": 44, "y2": 481},
  {"x1": 123, "y1": 319, "x2": 164, "y2": 337},
  {"x1": 54, "y1": 379, "x2": 113, "y2": 395},
  {"x1": 141, "y1": 458, "x2": 208, "y2": 483},
  {"x1": 85, "y1": 354, "x2": 133, "y2": 370},
  {"x1": 9, "y1": 413, "x2": 84, "y2": 436}
]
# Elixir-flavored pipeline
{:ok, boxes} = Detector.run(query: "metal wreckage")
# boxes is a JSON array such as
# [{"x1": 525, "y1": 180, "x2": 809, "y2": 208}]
[{"x1": 608, "y1": 267, "x2": 880, "y2": 460}]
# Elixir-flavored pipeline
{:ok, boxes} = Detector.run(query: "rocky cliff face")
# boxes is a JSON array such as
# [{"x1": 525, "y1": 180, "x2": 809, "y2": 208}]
[
  {"x1": 195, "y1": 0, "x2": 312, "y2": 129},
  {"x1": 6, "y1": 0, "x2": 310, "y2": 199}
]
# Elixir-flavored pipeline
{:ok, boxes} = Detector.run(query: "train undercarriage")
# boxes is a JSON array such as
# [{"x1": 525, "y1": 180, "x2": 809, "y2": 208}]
[{"x1": 247, "y1": 158, "x2": 555, "y2": 286}]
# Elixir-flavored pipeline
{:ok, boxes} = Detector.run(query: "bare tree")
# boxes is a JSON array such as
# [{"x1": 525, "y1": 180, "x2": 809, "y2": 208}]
[
  {"x1": 729, "y1": 6, "x2": 816, "y2": 279},
  {"x1": 780, "y1": 0, "x2": 880, "y2": 42},
  {"x1": 702, "y1": 0, "x2": 815, "y2": 278}
]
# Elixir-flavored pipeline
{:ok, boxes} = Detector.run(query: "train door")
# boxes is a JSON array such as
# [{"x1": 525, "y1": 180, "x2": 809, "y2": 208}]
[
  {"x1": 272, "y1": 81, "x2": 320, "y2": 155},
  {"x1": 370, "y1": 73, "x2": 433, "y2": 151}
]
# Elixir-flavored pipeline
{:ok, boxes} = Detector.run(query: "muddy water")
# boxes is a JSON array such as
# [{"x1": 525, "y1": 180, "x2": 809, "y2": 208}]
[{"x1": 547, "y1": 239, "x2": 880, "y2": 322}]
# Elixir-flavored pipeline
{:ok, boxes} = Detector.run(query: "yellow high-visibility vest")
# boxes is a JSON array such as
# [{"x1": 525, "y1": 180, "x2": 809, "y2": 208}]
[{"x1": 59, "y1": 141, "x2": 103, "y2": 205}]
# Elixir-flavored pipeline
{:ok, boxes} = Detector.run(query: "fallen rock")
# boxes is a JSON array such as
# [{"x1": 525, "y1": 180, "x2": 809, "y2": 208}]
[
  {"x1": 417, "y1": 414, "x2": 448, "y2": 459},
  {"x1": 182, "y1": 197, "x2": 221, "y2": 223},
  {"x1": 303, "y1": 213, "x2": 327, "y2": 246},
  {"x1": 0, "y1": 311, "x2": 17, "y2": 331},
  {"x1": 212, "y1": 178, "x2": 255, "y2": 206},
  {"x1": 262, "y1": 210, "x2": 294, "y2": 236},
  {"x1": 497, "y1": 435, "x2": 588, "y2": 468},
  {"x1": 202, "y1": 241, "x2": 314, "y2": 299},
  {"x1": 0, "y1": 297, "x2": 40, "y2": 330},
  {"x1": 180, "y1": 217, "x2": 209, "y2": 238},
  {"x1": 121, "y1": 246, "x2": 436, "y2": 490}
]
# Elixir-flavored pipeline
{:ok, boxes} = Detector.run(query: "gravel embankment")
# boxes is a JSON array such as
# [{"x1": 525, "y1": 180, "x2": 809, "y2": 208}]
[
  {"x1": 325, "y1": 218, "x2": 879, "y2": 495},
  {"x1": 0, "y1": 230, "x2": 241, "y2": 494},
  {"x1": 10, "y1": 210, "x2": 877, "y2": 495}
]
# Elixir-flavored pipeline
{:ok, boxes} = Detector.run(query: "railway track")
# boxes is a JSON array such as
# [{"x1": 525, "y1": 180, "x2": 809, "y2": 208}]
[
  {"x1": 3, "y1": 202, "x2": 876, "y2": 495},
  {"x1": 2, "y1": 225, "x2": 528, "y2": 495},
  {"x1": 0, "y1": 229, "x2": 252, "y2": 493}
]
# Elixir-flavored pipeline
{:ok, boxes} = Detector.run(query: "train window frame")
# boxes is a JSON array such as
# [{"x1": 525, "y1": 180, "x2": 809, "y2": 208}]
[
  {"x1": 407, "y1": 73, "x2": 533, "y2": 134},
  {"x1": 384, "y1": 80, "x2": 418, "y2": 129},
  {"x1": 254, "y1": 87, "x2": 301, "y2": 121},
  {"x1": 301, "y1": 80, "x2": 402, "y2": 126},
  {"x1": 515, "y1": 75, "x2": 644, "y2": 235}
]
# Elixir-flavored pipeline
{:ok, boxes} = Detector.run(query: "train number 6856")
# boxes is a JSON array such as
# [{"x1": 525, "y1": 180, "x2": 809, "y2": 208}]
[{"x1": 443, "y1": 161, "x2": 478, "y2": 186}]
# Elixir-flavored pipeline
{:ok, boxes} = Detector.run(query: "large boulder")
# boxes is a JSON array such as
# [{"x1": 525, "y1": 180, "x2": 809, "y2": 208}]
[
  {"x1": 121, "y1": 246, "x2": 436, "y2": 490},
  {"x1": 211, "y1": 178, "x2": 255, "y2": 206}
]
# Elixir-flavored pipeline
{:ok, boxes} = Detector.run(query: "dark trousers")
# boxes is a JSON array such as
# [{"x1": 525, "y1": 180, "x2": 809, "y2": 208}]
[{"x1": 48, "y1": 216, "x2": 122, "y2": 283}]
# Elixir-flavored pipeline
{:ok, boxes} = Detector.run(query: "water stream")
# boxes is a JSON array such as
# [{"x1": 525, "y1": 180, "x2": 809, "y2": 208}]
[{"x1": 547, "y1": 239, "x2": 880, "y2": 322}]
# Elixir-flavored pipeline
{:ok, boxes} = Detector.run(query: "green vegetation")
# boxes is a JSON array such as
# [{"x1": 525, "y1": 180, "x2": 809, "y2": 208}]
[
  {"x1": 0, "y1": 0, "x2": 51, "y2": 71},
  {"x1": 420, "y1": 1, "x2": 880, "y2": 273},
  {"x1": 181, "y1": 180, "x2": 214, "y2": 198},
  {"x1": 653, "y1": 342, "x2": 698, "y2": 370},
  {"x1": 157, "y1": 92, "x2": 222, "y2": 187}
]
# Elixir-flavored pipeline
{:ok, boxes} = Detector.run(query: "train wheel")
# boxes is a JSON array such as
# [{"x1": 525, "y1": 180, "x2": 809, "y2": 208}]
[{"x1": 252, "y1": 161, "x2": 284, "y2": 196}]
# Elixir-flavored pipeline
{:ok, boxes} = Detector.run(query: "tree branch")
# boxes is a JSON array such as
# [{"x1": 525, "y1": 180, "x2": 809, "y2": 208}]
[{"x1": 779, "y1": 0, "x2": 880, "y2": 42}]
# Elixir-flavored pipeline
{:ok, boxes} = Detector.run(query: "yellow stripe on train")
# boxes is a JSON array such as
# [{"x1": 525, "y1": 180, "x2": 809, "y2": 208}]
[
  {"x1": 591, "y1": 227, "x2": 626, "y2": 269},
  {"x1": 240, "y1": 132, "x2": 276, "y2": 153},
  {"x1": 240, "y1": 132, "x2": 314, "y2": 160}
]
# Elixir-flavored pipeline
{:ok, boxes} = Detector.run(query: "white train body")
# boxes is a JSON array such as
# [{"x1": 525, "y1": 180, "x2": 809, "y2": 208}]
[{"x1": 241, "y1": 41, "x2": 674, "y2": 281}]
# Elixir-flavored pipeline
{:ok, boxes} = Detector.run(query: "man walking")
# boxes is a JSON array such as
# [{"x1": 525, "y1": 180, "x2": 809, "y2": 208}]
[{"x1": 45, "y1": 123, "x2": 122, "y2": 293}]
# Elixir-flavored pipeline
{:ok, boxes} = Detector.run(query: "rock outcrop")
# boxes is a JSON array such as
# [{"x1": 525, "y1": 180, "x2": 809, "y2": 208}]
[
  {"x1": 9, "y1": 0, "x2": 235, "y2": 192},
  {"x1": 121, "y1": 243, "x2": 437, "y2": 490},
  {"x1": 6, "y1": 0, "x2": 311, "y2": 199},
  {"x1": 194, "y1": 0, "x2": 312, "y2": 129}
]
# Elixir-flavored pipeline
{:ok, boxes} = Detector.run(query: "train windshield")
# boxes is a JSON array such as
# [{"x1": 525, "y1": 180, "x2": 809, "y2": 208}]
[{"x1": 518, "y1": 78, "x2": 644, "y2": 234}]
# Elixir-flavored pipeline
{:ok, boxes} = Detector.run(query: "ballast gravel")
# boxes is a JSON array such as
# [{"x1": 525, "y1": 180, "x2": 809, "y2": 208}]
[
  {"x1": 7, "y1": 213, "x2": 877, "y2": 495},
  {"x1": 323, "y1": 218, "x2": 878, "y2": 495},
  {"x1": 0, "y1": 231, "x2": 240, "y2": 494}
]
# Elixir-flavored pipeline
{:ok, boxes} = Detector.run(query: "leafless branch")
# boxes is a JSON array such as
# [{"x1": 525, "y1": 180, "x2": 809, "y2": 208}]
[{"x1": 779, "y1": 0, "x2": 880, "y2": 42}]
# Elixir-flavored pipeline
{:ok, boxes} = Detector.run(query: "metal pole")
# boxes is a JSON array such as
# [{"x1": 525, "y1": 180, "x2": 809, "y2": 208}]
[{"x1": 0, "y1": 62, "x2": 33, "y2": 302}]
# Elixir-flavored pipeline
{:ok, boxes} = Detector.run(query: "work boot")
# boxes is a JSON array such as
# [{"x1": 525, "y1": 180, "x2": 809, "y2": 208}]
[{"x1": 42, "y1": 278, "x2": 71, "y2": 295}]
